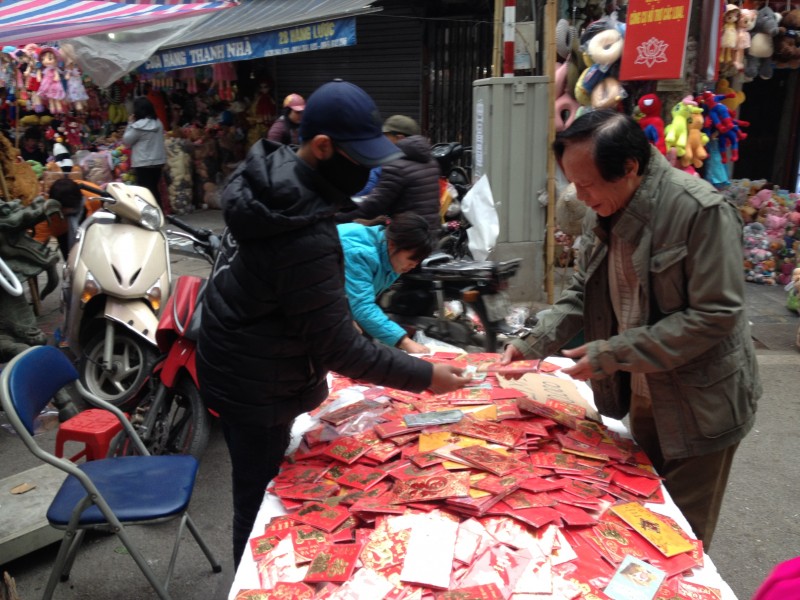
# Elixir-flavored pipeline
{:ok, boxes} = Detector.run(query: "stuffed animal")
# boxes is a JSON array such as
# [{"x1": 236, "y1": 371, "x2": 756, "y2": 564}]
[
  {"x1": 720, "y1": 4, "x2": 741, "y2": 73},
  {"x1": 575, "y1": 24, "x2": 625, "y2": 110},
  {"x1": 746, "y1": 0, "x2": 781, "y2": 80},
  {"x1": 554, "y1": 61, "x2": 579, "y2": 132},
  {"x1": 716, "y1": 78, "x2": 745, "y2": 116},
  {"x1": 681, "y1": 112, "x2": 709, "y2": 169},
  {"x1": 773, "y1": 9, "x2": 800, "y2": 70},
  {"x1": 735, "y1": 8, "x2": 757, "y2": 72},
  {"x1": 636, "y1": 94, "x2": 666, "y2": 154},
  {"x1": 665, "y1": 97, "x2": 703, "y2": 157}
]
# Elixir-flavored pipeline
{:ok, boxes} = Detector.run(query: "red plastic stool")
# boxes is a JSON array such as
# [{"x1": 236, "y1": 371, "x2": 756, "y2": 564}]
[{"x1": 55, "y1": 408, "x2": 125, "y2": 462}]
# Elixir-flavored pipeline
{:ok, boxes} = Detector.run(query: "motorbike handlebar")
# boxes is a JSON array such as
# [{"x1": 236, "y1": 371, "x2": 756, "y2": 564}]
[
  {"x1": 76, "y1": 182, "x2": 112, "y2": 198},
  {"x1": 166, "y1": 214, "x2": 212, "y2": 242},
  {"x1": 166, "y1": 214, "x2": 221, "y2": 263}
]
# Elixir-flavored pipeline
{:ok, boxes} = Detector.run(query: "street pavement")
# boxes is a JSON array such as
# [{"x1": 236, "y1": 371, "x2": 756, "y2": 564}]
[{"x1": 1, "y1": 208, "x2": 799, "y2": 599}]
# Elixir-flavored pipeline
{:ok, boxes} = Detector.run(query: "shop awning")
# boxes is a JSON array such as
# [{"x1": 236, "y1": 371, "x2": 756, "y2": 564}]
[
  {"x1": 159, "y1": 0, "x2": 381, "y2": 50},
  {"x1": 0, "y1": 0, "x2": 238, "y2": 48}
]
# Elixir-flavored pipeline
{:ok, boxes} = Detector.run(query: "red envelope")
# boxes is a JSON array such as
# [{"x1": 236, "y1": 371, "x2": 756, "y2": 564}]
[
  {"x1": 323, "y1": 437, "x2": 371, "y2": 464},
  {"x1": 292, "y1": 501, "x2": 351, "y2": 533},
  {"x1": 303, "y1": 543, "x2": 361, "y2": 583}
]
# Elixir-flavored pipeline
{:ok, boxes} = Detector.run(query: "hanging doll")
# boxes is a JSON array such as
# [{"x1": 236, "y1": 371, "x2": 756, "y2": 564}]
[
  {"x1": 64, "y1": 57, "x2": 88, "y2": 112},
  {"x1": 20, "y1": 44, "x2": 41, "y2": 111},
  {"x1": 37, "y1": 47, "x2": 66, "y2": 114},
  {"x1": 719, "y1": 4, "x2": 741, "y2": 74}
]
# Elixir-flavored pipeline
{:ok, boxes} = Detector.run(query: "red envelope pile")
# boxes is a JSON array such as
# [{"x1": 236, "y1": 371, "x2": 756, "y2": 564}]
[{"x1": 235, "y1": 352, "x2": 721, "y2": 600}]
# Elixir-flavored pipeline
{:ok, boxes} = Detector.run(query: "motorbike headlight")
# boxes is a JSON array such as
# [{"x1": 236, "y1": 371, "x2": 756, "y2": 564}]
[
  {"x1": 139, "y1": 203, "x2": 162, "y2": 231},
  {"x1": 145, "y1": 281, "x2": 163, "y2": 312},
  {"x1": 80, "y1": 272, "x2": 101, "y2": 305}
]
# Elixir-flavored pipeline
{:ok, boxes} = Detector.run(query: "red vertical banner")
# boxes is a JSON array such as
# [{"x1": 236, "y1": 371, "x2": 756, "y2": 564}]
[{"x1": 619, "y1": 0, "x2": 692, "y2": 81}]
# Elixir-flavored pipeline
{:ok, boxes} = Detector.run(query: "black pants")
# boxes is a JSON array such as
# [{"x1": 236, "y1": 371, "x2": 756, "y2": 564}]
[
  {"x1": 134, "y1": 165, "x2": 163, "y2": 206},
  {"x1": 220, "y1": 418, "x2": 292, "y2": 569}
]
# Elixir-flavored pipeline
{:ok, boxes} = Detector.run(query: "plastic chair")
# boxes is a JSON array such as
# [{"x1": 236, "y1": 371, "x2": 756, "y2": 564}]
[
  {"x1": 55, "y1": 408, "x2": 124, "y2": 462},
  {"x1": 0, "y1": 345, "x2": 221, "y2": 600}
]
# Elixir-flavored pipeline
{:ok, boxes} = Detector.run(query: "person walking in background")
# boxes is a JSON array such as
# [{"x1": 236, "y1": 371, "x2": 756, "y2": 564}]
[
  {"x1": 336, "y1": 115, "x2": 442, "y2": 231},
  {"x1": 122, "y1": 96, "x2": 166, "y2": 206},
  {"x1": 266, "y1": 92, "x2": 305, "y2": 146},
  {"x1": 502, "y1": 109, "x2": 761, "y2": 549},
  {"x1": 196, "y1": 80, "x2": 470, "y2": 568},
  {"x1": 339, "y1": 213, "x2": 434, "y2": 355}
]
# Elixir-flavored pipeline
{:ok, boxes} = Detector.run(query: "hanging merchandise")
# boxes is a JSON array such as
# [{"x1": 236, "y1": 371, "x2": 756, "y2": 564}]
[
  {"x1": 664, "y1": 96, "x2": 702, "y2": 160},
  {"x1": 719, "y1": 4, "x2": 741, "y2": 76},
  {"x1": 64, "y1": 57, "x2": 89, "y2": 112},
  {"x1": 734, "y1": 8, "x2": 757, "y2": 73},
  {"x1": 553, "y1": 61, "x2": 579, "y2": 132},
  {"x1": 773, "y1": 8, "x2": 800, "y2": 70},
  {"x1": 574, "y1": 15, "x2": 626, "y2": 111},
  {"x1": 212, "y1": 62, "x2": 237, "y2": 102},
  {"x1": 37, "y1": 46, "x2": 66, "y2": 114},
  {"x1": 635, "y1": 94, "x2": 666, "y2": 154},
  {"x1": 697, "y1": 90, "x2": 749, "y2": 164},
  {"x1": 744, "y1": 0, "x2": 781, "y2": 80}
]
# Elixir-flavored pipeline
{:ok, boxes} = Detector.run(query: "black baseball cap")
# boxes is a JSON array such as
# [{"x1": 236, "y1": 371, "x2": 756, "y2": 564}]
[{"x1": 299, "y1": 79, "x2": 403, "y2": 167}]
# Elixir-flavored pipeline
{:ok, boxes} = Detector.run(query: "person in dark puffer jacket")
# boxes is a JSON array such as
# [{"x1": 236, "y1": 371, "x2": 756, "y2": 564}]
[
  {"x1": 336, "y1": 114, "x2": 442, "y2": 232},
  {"x1": 196, "y1": 81, "x2": 471, "y2": 569}
]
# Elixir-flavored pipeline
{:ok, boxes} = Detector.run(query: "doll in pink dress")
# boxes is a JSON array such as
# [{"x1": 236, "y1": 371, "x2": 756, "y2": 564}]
[{"x1": 37, "y1": 47, "x2": 66, "y2": 114}]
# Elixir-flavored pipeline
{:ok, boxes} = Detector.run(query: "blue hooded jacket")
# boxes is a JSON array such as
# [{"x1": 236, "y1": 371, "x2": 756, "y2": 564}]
[{"x1": 337, "y1": 222, "x2": 407, "y2": 346}]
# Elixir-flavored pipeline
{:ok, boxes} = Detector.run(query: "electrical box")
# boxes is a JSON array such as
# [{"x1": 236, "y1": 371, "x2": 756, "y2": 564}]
[{"x1": 472, "y1": 76, "x2": 549, "y2": 303}]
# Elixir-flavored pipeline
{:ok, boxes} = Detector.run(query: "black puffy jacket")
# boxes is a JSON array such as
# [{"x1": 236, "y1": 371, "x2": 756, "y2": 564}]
[
  {"x1": 196, "y1": 141, "x2": 432, "y2": 427},
  {"x1": 335, "y1": 135, "x2": 441, "y2": 231}
]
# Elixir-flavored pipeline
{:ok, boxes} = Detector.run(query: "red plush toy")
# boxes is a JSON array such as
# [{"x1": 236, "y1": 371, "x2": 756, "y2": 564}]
[{"x1": 636, "y1": 94, "x2": 666, "y2": 154}]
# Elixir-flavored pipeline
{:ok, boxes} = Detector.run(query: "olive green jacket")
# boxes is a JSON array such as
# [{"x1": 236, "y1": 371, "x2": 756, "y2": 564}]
[{"x1": 513, "y1": 149, "x2": 760, "y2": 459}]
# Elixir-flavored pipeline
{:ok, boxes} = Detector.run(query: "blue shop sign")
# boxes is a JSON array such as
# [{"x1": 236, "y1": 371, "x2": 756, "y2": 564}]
[{"x1": 141, "y1": 17, "x2": 356, "y2": 73}]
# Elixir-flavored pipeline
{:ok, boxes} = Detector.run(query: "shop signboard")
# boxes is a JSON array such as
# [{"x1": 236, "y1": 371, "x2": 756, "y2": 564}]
[
  {"x1": 141, "y1": 17, "x2": 356, "y2": 73},
  {"x1": 619, "y1": 0, "x2": 691, "y2": 81}
]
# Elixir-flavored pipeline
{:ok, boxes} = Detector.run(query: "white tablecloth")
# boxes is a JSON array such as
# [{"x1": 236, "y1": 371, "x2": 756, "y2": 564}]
[{"x1": 228, "y1": 357, "x2": 738, "y2": 599}]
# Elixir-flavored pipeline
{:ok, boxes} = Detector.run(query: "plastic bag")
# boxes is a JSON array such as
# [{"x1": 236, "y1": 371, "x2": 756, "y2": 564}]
[{"x1": 461, "y1": 174, "x2": 499, "y2": 261}]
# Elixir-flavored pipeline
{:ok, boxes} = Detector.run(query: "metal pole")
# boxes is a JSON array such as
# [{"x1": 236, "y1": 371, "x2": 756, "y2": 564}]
[
  {"x1": 503, "y1": 0, "x2": 516, "y2": 77},
  {"x1": 545, "y1": 0, "x2": 557, "y2": 304}
]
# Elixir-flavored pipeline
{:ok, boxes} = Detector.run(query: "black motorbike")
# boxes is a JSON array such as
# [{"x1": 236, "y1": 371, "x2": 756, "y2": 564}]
[
  {"x1": 432, "y1": 142, "x2": 473, "y2": 260},
  {"x1": 381, "y1": 252, "x2": 522, "y2": 352}
]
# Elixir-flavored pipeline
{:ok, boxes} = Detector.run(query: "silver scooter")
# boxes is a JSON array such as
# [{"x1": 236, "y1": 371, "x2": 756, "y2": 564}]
[{"x1": 61, "y1": 182, "x2": 170, "y2": 409}]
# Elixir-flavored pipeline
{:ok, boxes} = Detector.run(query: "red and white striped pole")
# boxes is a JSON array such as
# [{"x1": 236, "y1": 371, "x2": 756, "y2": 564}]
[{"x1": 503, "y1": 0, "x2": 516, "y2": 77}]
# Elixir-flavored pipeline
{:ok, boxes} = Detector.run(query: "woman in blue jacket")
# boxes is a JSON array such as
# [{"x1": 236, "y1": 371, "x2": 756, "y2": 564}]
[{"x1": 338, "y1": 212, "x2": 433, "y2": 354}]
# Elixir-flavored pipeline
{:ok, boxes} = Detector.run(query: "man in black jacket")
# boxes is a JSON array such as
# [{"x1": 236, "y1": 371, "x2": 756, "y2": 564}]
[
  {"x1": 335, "y1": 114, "x2": 442, "y2": 232},
  {"x1": 197, "y1": 80, "x2": 470, "y2": 568}
]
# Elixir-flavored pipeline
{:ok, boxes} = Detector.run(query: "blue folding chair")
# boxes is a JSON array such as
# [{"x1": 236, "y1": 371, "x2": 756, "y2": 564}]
[{"x1": 0, "y1": 345, "x2": 221, "y2": 600}]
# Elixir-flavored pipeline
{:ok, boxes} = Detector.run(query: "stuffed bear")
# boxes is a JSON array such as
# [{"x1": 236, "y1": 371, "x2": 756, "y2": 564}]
[
  {"x1": 681, "y1": 112, "x2": 709, "y2": 169},
  {"x1": 745, "y1": 0, "x2": 781, "y2": 80},
  {"x1": 773, "y1": 8, "x2": 800, "y2": 69}
]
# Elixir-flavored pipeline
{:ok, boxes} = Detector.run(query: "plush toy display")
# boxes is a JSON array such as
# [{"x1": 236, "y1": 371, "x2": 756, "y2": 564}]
[
  {"x1": 745, "y1": 0, "x2": 781, "y2": 80},
  {"x1": 554, "y1": 61, "x2": 580, "y2": 132},
  {"x1": 773, "y1": 8, "x2": 800, "y2": 69},
  {"x1": 636, "y1": 94, "x2": 666, "y2": 154}
]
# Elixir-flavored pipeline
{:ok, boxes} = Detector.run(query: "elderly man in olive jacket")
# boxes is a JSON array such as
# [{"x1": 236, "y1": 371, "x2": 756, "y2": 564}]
[{"x1": 503, "y1": 110, "x2": 761, "y2": 549}]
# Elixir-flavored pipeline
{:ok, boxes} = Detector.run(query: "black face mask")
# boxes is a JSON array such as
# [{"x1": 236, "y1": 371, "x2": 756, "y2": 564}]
[{"x1": 316, "y1": 150, "x2": 371, "y2": 198}]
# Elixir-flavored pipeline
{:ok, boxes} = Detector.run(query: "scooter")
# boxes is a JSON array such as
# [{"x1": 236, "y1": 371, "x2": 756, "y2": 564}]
[
  {"x1": 60, "y1": 182, "x2": 169, "y2": 409},
  {"x1": 115, "y1": 215, "x2": 220, "y2": 459},
  {"x1": 381, "y1": 253, "x2": 522, "y2": 352}
]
